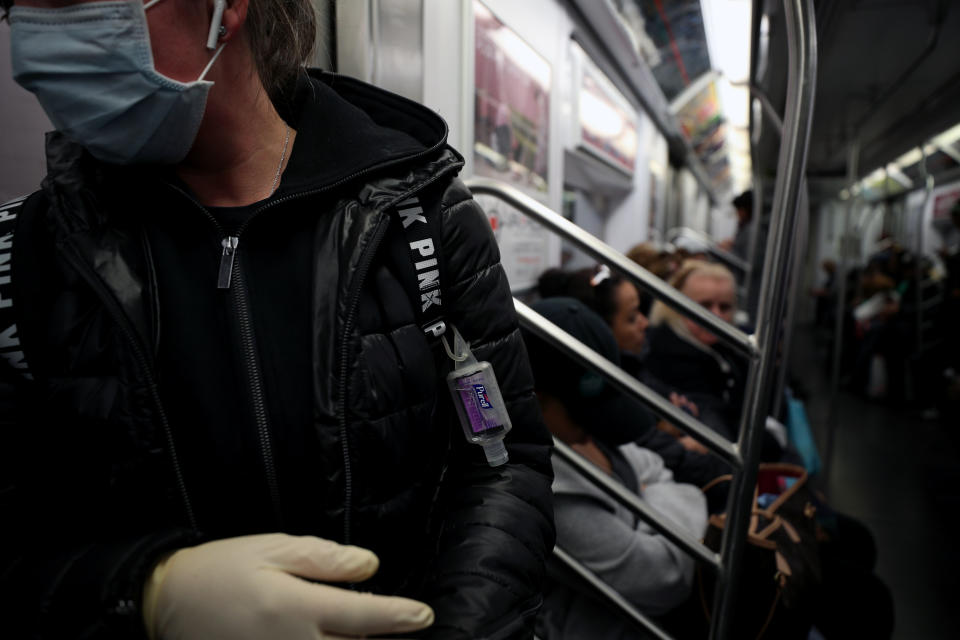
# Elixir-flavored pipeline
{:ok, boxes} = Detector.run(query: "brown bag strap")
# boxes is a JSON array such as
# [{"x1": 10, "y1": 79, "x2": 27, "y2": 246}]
[{"x1": 701, "y1": 473, "x2": 734, "y2": 493}]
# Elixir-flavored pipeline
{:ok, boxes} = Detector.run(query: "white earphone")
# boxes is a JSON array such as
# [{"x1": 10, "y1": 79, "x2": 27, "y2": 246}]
[{"x1": 206, "y1": 0, "x2": 227, "y2": 50}]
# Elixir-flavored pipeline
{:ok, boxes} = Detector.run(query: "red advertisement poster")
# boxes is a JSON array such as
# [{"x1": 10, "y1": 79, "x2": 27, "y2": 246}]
[{"x1": 473, "y1": 1, "x2": 551, "y2": 195}]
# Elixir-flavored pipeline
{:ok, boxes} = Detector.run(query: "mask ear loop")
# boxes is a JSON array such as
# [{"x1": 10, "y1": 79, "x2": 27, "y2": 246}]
[{"x1": 198, "y1": 41, "x2": 227, "y2": 81}]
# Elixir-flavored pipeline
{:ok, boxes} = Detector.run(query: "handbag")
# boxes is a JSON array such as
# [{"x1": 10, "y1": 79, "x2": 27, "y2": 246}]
[{"x1": 688, "y1": 464, "x2": 822, "y2": 639}]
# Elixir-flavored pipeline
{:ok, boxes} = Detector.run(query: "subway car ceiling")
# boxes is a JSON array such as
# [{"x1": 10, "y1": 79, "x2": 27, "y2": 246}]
[{"x1": 753, "y1": 0, "x2": 960, "y2": 205}]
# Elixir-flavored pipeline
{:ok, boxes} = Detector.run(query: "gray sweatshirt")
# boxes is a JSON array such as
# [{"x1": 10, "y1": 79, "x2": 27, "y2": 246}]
[{"x1": 539, "y1": 443, "x2": 708, "y2": 639}]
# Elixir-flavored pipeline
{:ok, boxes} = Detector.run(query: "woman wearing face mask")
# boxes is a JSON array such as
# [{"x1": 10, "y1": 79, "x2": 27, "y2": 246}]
[{"x1": 0, "y1": 2, "x2": 555, "y2": 639}]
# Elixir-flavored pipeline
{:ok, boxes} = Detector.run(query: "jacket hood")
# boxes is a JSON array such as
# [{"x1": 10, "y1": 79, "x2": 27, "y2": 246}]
[{"x1": 276, "y1": 69, "x2": 452, "y2": 194}]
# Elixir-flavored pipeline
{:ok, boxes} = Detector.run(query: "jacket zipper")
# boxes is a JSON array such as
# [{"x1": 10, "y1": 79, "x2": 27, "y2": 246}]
[
  {"x1": 160, "y1": 186, "x2": 286, "y2": 526},
  {"x1": 169, "y1": 150, "x2": 463, "y2": 544},
  {"x1": 333, "y1": 166, "x2": 462, "y2": 545},
  {"x1": 230, "y1": 253, "x2": 283, "y2": 524},
  {"x1": 336, "y1": 218, "x2": 389, "y2": 545},
  {"x1": 61, "y1": 242, "x2": 198, "y2": 530}
]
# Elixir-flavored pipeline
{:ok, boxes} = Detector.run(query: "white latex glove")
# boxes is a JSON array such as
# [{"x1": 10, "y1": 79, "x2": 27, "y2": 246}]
[{"x1": 142, "y1": 533, "x2": 434, "y2": 640}]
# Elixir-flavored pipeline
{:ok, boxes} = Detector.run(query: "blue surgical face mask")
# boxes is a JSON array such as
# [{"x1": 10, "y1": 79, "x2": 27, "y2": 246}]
[{"x1": 10, "y1": 0, "x2": 226, "y2": 165}]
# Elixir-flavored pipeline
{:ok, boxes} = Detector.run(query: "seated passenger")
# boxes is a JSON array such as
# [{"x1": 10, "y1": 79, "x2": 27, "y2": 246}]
[
  {"x1": 538, "y1": 265, "x2": 649, "y2": 359},
  {"x1": 645, "y1": 260, "x2": 746, "y2": 440},
  {"x1": 524, "y1": 298, "x2": 708, "y2": 640},
  {"x1": 537, "y1": 265, "x2": 732, "y2": 493},
  {"x1": 626, "y1": 242, "x2": 682, "y2": 288}
]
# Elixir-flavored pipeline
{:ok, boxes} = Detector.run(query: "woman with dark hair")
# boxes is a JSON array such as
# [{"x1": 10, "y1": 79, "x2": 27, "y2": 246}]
[
  {"x1": 523, "y1": 298, "x2": 707, "y2": 640},
  {"x1": 0, "y1": 2, "x2": 554, "y2": 638},
  {"x1": 538, "y1": 265, "x2": 649, "y2": 357},
  {"x1": 537, "y1": 265, "x2": 732, "y2": 493}
]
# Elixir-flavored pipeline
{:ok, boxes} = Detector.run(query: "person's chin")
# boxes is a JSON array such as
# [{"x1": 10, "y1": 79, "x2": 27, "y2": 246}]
[{"x1": 626, "y1": 342, "x2": 645, "y2": 355}]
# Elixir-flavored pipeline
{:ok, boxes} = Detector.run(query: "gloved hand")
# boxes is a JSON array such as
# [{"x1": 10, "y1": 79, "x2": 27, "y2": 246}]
[{"x1": 142, "y1": 533, "x2": 434, "y2": 639}]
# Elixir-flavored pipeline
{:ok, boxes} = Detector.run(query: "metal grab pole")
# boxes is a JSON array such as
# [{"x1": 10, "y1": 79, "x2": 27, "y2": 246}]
[
  {"x1": 822, "y1": 142, "x2": 859, "y2": 485},
  {"x1": 743, "y1": 84, "x2": 784, "y2": 320},
  {"x1": 772, "y1": 183, "x2": 810, "y2": 419},
  {"x1": 746, "y1": 142, "x2": 764, "y2": 321},
  {"x1": 709, "y1": 1, "x2": 817, "y2": 638},
  {"x1": 744, "y1": 174, "x2": 762, "y2": 316},
  {"x1": 467, "y1": 177, "x2": 758, "y2": 358},
  {"x1": 915, "y1": 146, "x2": 934, "y2": 352}
]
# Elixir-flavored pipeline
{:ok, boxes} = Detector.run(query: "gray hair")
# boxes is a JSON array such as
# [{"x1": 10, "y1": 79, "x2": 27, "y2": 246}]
[{"x1": 245, "y1": 0, "x2": 318, "y2": 104}]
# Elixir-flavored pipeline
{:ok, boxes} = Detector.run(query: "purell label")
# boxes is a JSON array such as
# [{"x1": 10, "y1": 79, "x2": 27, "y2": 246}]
[
  {"x1": 456, "y1": 373, "x2": 500, "y2": 434},
  {"x1": 473, "y1": 384, "x2": 493, "y2": 409}
]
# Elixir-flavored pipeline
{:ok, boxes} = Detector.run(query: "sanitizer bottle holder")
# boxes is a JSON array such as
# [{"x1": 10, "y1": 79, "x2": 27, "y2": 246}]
[{"x1": 443, "y1": 326, "x2": 512, "y2": 466}]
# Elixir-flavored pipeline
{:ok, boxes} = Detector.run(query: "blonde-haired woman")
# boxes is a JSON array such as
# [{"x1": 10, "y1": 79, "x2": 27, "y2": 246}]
[{"x1": 645, "y1": 260, "x2": 745, "y2": 439}]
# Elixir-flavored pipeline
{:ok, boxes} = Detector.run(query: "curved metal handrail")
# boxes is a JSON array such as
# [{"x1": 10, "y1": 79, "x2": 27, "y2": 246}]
[
  {"x1": 710, "y1": 1, "x2": 818, "y2": 638},
  {"x1": 734, "y1": 80, "x2": 786, "y2": 136},
  {"x1": 467, "y1": 177, "x2": 758, "y2": 359}
]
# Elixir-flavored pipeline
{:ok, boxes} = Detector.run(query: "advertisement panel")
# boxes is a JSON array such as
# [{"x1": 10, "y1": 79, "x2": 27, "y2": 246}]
[
  {"x1": 473, "y1": 1, "x2": 551, "y2": 197},
  {"x1": 578, "y1": 60, "x2": 638, "y2": 175},
  {"x1": 475, "y1": 194, "x2": 551, "y2": 292}
]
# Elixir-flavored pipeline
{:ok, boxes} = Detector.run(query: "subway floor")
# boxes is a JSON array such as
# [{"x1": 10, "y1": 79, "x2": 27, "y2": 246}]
[{"x1": 791, "y1": 326, "x2": 960, "y2": 639}]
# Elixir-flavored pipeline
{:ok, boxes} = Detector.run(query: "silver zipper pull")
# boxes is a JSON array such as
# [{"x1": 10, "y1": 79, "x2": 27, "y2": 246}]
[{"x1": 218, "y1": 236, "x2": 239, "y2": 289}]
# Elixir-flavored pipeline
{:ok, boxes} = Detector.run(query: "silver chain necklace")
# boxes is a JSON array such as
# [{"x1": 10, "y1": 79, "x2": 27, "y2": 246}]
[{"x1": 269, "y1": 125, "x2": 291, "y2": 196}]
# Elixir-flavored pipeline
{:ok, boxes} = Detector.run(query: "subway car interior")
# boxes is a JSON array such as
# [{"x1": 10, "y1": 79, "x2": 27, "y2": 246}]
[{"x1": 2, "y1": 0, "x2": 959, "y2": 638}]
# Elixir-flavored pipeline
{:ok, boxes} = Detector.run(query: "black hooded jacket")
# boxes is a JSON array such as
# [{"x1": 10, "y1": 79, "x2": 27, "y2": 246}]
[{"x1": 0, "y1": 71, "x2": 554, "y2": 639}]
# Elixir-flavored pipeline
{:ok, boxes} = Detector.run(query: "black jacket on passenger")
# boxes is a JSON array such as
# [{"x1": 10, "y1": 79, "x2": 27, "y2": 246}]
[
  {"x1": 0, "y1": 71, "x2": 555, "y2": 639},
  {"x1": 643, "y1": 323, "x2": 747, "y2": 440},
  {"x1": 644, "y1": 323, "x2": 794, "y2": 465},
  {"x1": 621, "y1": 350, "x2": 732, "y2": 503}
]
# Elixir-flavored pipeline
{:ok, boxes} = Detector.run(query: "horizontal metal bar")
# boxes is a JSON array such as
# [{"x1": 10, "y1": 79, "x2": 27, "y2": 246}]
[
  {"x1": 516, "y1": 299, "x2": 742, "y2": 467},
  {"x1": 467, "y1": 177, "x2": 759, "y2": 359},
  {"x1": 732, "y1": 80, "x2": 785, "y2": 136},
  {"x1": 553, "y1": 546, "x2": 676, "y2": 640},
  {"x1": 553, "y1": 438, "x2": 722, "y2": 570},
  {"x1": 666, "y1": 226, "x2": 752, "y2": 274}
]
